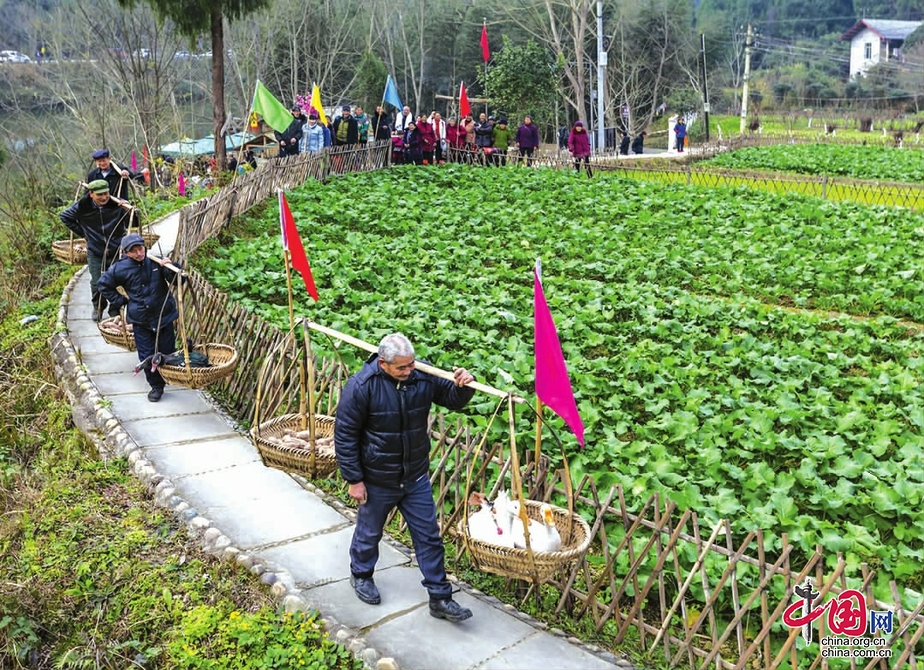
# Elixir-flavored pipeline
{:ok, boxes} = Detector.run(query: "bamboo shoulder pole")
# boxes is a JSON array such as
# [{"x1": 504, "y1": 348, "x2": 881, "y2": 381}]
[{"x1": 305, "y1": 320, "x2": 524, "y2": 403}]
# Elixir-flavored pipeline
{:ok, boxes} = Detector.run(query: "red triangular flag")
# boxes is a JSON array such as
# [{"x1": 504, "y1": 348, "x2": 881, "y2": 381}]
[
  {"x1": 279, "y1": 190, "x2": 319, "y2": 301},
  {"x1": 534, "y1": 263, "x2": 584, "y2": 448},
  {"x1": 481, "y1": 22, "x2": 490, "y2": 63},
  {"x1": 459, "y1": 81, "x2": 472, "y2": 119}
]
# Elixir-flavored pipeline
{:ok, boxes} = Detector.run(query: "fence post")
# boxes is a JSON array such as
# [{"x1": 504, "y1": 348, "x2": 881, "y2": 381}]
[
  {"x1": 822, "y1": 175, "x2": 828, "y2": 200},
  {"x1": 686, "y1": 164, "x2": 692, "y2": 186}
]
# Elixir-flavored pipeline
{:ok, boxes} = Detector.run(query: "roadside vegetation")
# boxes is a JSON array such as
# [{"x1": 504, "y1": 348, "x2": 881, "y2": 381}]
[{"x1": 0, "y1": 168, "x2": 357, "y2": 668}]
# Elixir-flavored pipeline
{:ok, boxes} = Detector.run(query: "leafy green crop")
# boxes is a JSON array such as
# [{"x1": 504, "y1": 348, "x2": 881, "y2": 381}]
[
  {"x1": 702, "y1": 143, "x2": 924, "y2": 183},
  {"x1": 197, "y1": 165, "x2": 924, "y2": 601}
]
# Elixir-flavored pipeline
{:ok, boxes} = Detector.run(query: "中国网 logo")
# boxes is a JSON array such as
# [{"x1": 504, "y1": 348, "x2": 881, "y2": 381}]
[{"x1": 782, "y1": 578, "x2": 893, "y2": 659}]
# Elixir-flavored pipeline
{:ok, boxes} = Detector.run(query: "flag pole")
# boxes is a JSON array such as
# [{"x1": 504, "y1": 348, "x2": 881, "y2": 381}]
[
  {"x1": 483, "y1": 19, "x2": 489, "y2": 117},
  {"x1": 278, "y1": 189, "x2": 297, "y2": 335},
  {"x1": 534, "y1": 397, "x2": 544, "y2": 464},
  {"x1": 238, "y1": 81, "x2": 260, "y2": 174}
]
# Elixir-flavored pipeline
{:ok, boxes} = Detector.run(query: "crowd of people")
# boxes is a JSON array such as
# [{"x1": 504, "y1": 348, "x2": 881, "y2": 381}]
[{"x1": 268, "y1": 100, "x2": 657, "y2": 173}]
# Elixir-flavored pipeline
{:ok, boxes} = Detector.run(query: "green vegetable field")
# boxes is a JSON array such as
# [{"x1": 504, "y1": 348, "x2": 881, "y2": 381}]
[
  {"x1": 701, "y1": 143, "x2": 924, "y2": 183},
  {"x1": 197, "y1": 165, "x2": 924, "y2": 601}
]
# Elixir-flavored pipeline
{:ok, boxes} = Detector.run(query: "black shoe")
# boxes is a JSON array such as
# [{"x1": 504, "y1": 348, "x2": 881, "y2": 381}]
[
  {"x1": 429, "y1": 598, "x2": 472, "y2": 622},
  {"x1": 147, "y1": 387, "x2": 164, "y2": 403},
  {"x1": 350, "y1": 576, "x2": 381, "y2": 605}
]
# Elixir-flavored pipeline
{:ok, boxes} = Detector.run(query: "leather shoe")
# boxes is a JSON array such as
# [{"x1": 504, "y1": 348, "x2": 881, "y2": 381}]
[
  {"x1": 350, "y1": 576, "x2": 381, "y2": 605},
  {"x1": 429, "y1": 598, "x2": 472, "y2": 622},
  {"x1": 147, "y1": 387, "x2": 164, "y2": 402}
]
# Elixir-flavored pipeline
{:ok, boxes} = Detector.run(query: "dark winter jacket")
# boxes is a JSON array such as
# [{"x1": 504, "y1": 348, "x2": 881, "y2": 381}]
[
  {"x1": 98, "y1": 254, "x2": 181, "y2": 329},
  {"x1": 334, "y1": 353, "x2": 475, "y2": 488},
  {"x1": 87, "y1": 165, "x2": 144, "y2": 201},
  {"x1": 275, "y1": 116, "x2": 305, "y2": 157},
  {"x1": 332, "y1": 115, "x2": 359, "y2": 146},
  {"x1": 59, "y1": 194, "x2": 130, "y2": 260},
  {"x1": 632, "y1": 133, "x2": 646, "y2": 154},
  {"x1": 474, "y1": 120, "x2": 495, "y2": 148},
  {"x1": 371, "y1": 111, "x2": 391, "y2": 140},
  {"x1": 515, "y1": 122, "x2": 540, "y2": 149}
]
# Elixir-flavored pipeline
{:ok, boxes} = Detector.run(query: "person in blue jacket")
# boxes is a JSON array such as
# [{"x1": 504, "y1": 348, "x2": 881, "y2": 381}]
[
  {"x1": 98, "y1": 234, "x2": 181, "y2": 403},
  {"x1": 334, "y1": 333, "x2": 476, "y2": 623},
  {"x1": 674, "y1": 118, "x2": 687, "y2": 152}
]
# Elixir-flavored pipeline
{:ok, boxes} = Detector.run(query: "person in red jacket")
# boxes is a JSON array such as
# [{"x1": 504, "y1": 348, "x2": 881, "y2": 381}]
[
  {"x1": 445, "y1": 117, "x2": 465, "y2": 161},
  {"x1": 567, "y1": 120, "x2": 592, "y2": 177},
  {"x1": 417, "y1": 114, "x2": 436, "y2": 164}
]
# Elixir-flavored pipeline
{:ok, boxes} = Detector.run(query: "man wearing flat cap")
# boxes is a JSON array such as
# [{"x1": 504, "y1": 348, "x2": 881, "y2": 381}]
[
  {"x1": 87, "y1": 148, "x2": 144, "y2": 201},
  {"x1": 59, "y1": 179, "x2": 133, "y2": 321},
  {"x1": 275, "y1": 106, "x2": 306, "y2": 158},
  {"x1": 99, "y1": 234, "x2": 182, "y2": 403},
  {"x1": 332, "y1": 105, "x2": 359, "y2": 147}
]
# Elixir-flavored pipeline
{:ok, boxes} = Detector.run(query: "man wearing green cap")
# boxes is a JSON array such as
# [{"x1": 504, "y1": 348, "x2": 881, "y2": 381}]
[{"x1": 59, "y1": 179, "x2": 132, "y2": 321}]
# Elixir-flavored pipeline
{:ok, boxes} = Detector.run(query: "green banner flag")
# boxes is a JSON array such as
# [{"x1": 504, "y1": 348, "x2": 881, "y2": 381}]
[{"x1": 253, "y1": 81, "x2": 293, "y2": 133}]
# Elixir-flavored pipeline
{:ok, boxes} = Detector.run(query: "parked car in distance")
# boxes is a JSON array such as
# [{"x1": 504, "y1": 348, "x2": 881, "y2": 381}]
[
  {"x1": 174, "y1": 50, "x2": 192, "y2": 59},
  {"x1": 0, "y1": 50, "x2": 32, "y2": 63}
]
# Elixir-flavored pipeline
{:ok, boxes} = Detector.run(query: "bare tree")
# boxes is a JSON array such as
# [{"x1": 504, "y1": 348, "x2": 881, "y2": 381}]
[{"x1": 503, "y1": 0, "x2": 596, "y2": 123}]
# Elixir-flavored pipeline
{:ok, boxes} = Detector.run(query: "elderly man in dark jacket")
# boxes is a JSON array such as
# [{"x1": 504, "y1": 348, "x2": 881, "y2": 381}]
[
  {"x1": 87, "y1": 148, "x2": 144, "y2": 200},
  {"x1": 275, "y1": 106, "x2": 306, "y2": 158},
  {"x1": 59, "y1": 179, "x2": 132, "y2": 321},
  {"x1": 98, "y1": 234, "x2": 181, "y2": 403},
  {"x1": 335, "y1": 333, "x2": 476, "y2": 622}
]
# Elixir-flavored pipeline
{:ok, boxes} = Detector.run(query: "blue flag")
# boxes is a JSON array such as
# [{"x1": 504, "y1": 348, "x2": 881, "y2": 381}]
[{"x1": 383, "y1": 75, "x2": 403, "y2": 110}]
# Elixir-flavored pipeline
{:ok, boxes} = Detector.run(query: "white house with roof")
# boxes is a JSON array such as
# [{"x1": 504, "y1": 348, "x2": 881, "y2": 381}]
[{"x1": 840, "y1": 19, "x2": 922, "y2": 79}]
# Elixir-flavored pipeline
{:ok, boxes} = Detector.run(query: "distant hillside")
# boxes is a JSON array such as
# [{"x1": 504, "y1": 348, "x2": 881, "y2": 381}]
[{"x1": 2, "y1": 0, "x2": 921, "y2": 54}]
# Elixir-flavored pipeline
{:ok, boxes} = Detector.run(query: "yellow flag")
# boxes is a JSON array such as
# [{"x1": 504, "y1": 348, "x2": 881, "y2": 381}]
[{"x1": 311, "y1": 84, "x2": 328, "y2": 126}]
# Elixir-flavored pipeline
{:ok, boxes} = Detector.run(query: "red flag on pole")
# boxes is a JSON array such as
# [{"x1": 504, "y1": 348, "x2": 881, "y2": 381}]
[
  {"x1": 279, "y1": 189, "x2": 319, "y2": 301},
  {"x1": 534, "y1": 262, "x2": 585, "y2": 447},
  {"x1": 459, "y1": 81, "x2": 472, "y2": 119},
  {"x1": 480, "y1": 22, "x2": 490, "y2": 63}
]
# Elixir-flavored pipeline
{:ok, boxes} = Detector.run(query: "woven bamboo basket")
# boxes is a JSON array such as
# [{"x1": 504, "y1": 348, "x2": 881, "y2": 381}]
[
  {"x1": 459, "y1": 499, "x2": 591, "y2": 584},
  {"x1": 97, "y1": 315, "x2": 135, "y2": 351},
  {"x1": 157, "y1": 343, "x2": 239, "y2": 389},
  {"x1": 251, "y1": 413, "x2": 338, "y2": 479},
  {"x1": 52, "y1": 238, "x2": 88, "y2": 265},
  {"x1": 142, "y1": 231, "x2": 161, "y2": 248}
]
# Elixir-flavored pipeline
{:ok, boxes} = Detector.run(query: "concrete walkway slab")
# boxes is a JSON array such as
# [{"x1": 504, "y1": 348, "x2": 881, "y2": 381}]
[
  {"x1": 145, "y1": 435, "x2": 262, "y2": 477},
  {"x1": 307, "y1": 565, "x2": 431, "y2": 630},
  {"x1": 260, "y1": 526, "x2": 409, "y2": 588},
  {"x1": 474, "y1": 632, "x2": 621, "y2": 669},
  {"x1": 72, "y1": 334, "x2": 127, "y2": 355},
  {"x1": 122, "y1": 413, "x2": 239, "y2": 445},
  {"x1": 363, "y1": 591, "x2": 535, "y2": 670},
  {"x1": 108, "y1": 389, "x2": 214, "y2": 419},
  {"x1": 92, "y1": 372, "x2": 151, "y2": 395},
  {"x1": 82, "y1": 350, "x2": 142, "y2": 375}
]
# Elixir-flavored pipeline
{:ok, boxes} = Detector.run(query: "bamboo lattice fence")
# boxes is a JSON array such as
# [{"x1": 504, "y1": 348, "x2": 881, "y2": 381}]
[{"x1": 169, "y1": 143, "x2": 924, "y2": 668}]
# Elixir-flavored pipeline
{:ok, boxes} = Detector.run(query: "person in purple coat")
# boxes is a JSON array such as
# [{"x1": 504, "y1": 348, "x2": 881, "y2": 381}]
[
  {"x1": 515, "y1": 115, "x2": 540, "y2": 166},
  {"x1": 567, "y1": 120, "x2": 592, "y2": 177}
]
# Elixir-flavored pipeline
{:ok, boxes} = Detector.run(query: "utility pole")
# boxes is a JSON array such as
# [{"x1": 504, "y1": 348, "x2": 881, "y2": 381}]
[
  {"x1": 740, "y1": 24, "x2": 753, "y2": 135},
  {"x1": 596, "y1": 0, "x2": 606, "y2": 153},
  {"x1": 700, "y1": 33, "x2": 710, "y2": 142}
]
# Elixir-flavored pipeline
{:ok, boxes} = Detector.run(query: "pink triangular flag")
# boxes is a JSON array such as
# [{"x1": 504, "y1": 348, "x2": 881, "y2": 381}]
[{"x1": 534, "y1": 262, "x2": 585, "y2": 447}]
